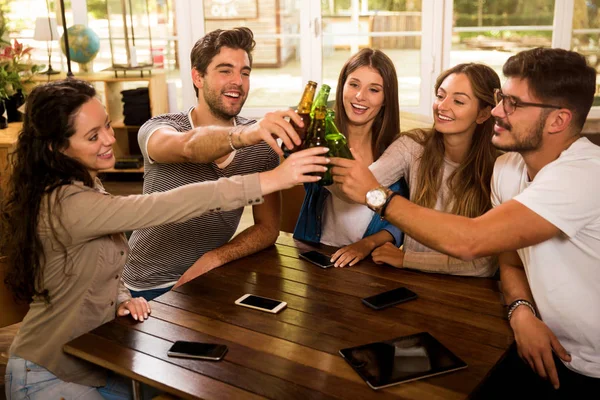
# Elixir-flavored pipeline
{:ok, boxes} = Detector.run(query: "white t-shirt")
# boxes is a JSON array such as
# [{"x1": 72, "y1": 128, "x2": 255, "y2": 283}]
[
  {"x1": 320, "y1": 190, "x2": 375, "y2": 247},
  {"x1": 491, "y1": 137, "x2": 600, "y2": 378}
]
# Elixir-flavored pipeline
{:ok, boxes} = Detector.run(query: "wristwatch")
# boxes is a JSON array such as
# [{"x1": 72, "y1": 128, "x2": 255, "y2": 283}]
[{"x1": 365, "y1": 187, "x2": 390, "y2": 213}]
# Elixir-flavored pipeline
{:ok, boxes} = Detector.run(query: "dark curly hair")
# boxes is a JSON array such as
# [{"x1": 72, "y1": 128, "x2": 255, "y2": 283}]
[
  {"x1": 1, "y1": 79, "x2": 96, "y2": 304},
  {"x1": 190, "y1": 27, "x2": 255, "y2": 97}
]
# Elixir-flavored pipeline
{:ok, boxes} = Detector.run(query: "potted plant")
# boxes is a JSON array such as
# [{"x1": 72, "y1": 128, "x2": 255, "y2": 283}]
[{"x1": 0, "y1": 39, "x2": 44, "y2": 127}]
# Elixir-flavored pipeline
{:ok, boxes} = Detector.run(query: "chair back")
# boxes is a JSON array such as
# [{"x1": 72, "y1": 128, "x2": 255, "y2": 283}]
[
  {"x1": 280, "y1": 184, "x2": 305, "y2": 233},
  {"x1": 0, "y1": 258, "x2": 28, "y2": 328}
]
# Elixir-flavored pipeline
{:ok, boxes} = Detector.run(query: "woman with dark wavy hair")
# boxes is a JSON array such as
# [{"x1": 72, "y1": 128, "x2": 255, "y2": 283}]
[{"x1": 1, "y1": 79, "x2": 328, "y2": 399}]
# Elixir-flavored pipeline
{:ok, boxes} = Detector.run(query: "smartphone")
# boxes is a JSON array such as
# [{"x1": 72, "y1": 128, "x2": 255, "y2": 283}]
[
  {"x1": 235, "y1": 294, "x2": 287, "y2": 313},
  {"x1": 167, "y1": 341, "x2": 228, "y2": 361},
  {"x1": 299, "y1": 250, "x2": 335, "y2": 269},
  {"x1": 362, "y1": 287, "x2": 418, "y2": 310}
]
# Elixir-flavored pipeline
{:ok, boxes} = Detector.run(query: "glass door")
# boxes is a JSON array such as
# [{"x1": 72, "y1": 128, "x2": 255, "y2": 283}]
[
  {"x1": 320, "y1": 0, "x2": 425, "y2": 111},
  {"x1": 446, "y1": 0, "x2": 557, "y2": 81}
]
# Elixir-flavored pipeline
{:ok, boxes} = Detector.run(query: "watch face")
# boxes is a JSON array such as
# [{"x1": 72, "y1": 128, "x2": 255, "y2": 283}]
[{"x1": 367, "y1": 188, "x2": 386, "y2": 208}]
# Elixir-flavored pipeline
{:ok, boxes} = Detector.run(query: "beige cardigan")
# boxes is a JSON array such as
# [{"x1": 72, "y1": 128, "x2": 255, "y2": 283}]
[
  {"x1": 370, "y1": 135, "x2": 498, "y2": 277},
  {"x1": 10, "y1": 174, "x2": 263, "y2": 386}
]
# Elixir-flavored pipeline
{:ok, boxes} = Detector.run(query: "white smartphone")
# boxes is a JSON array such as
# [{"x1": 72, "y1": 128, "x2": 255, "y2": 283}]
[{"x1": 235, "y1": 294, "x2": 287, "y2": 314}]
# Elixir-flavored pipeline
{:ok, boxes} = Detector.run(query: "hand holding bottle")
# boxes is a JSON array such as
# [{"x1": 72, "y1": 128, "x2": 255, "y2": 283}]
[
  {"x1": 240, "y1": 109, "x2": 304, "y2": 156},
  {"x1": 330, "y1": 148, "x2": 380, "y2": 204},
  {"x1": 259, "y1": 147, "x2": 330, "y2": 195}
]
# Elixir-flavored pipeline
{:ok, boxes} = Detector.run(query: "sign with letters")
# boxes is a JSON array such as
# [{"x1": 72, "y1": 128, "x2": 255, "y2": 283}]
[{"x1": 204, "y1": 0, "x2": 258, "y2": 20}]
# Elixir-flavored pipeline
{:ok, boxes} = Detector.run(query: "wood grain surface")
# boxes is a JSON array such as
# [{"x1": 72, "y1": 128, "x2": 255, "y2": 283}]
[{"x1": 64, "y1": 233, "x2": 512, "y2": 399}]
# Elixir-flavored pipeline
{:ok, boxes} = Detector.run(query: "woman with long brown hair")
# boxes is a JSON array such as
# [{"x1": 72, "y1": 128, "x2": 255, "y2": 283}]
[
  {"x1": 334, "y1": 63, "x2": 501, "y2": 276},
  {"x1": 1, "y1": 79, "x2": 328, "y2": 399},
  {"x1": 294, "y1": 48, "x2": 408, "y2": 267}
]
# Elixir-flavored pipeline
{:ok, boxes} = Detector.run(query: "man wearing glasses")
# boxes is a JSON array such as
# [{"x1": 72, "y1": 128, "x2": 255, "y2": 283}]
[{"x1": 330, "y1": 47, "x2": 600, "y2": 396}]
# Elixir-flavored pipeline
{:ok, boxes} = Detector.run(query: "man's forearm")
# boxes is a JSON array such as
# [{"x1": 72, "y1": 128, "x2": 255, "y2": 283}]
[
  {"x1": 183, "y1": 125, "x2": 246, "y2": 163},
  {"x1": 500, "y1": 262, "x2": 534, "y2": 305},
  {"x1": 208, "y1": 223, "x2": 279, "y2": 266},
  {"x1": 383, "y1": 196, "x2": 480, "y2": 260}
]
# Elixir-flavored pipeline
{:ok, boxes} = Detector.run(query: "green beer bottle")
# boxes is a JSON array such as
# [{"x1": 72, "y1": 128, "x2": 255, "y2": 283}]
[
  {"x1": 325, "y1": 109, "x2": 353, "y2": 160},
  {"x1": 303, "y1": 84, "x2": 331, "y2": 148},
  {"x1": 284, "y1": 80, "x2": 317, "y2": 155},
  {"x1": 303, "y1": 84, "x2": 332, "y2": 185}
]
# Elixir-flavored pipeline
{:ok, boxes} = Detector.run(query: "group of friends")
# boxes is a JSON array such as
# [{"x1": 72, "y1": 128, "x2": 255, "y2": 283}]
[{"x1": 1, "y1": 26, "x2": 598, "y2": 399}]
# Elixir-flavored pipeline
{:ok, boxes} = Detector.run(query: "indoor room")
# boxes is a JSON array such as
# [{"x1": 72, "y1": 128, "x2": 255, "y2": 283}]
[{"x1": 1, "y1": 0, "x2": 599, "y2": 398}]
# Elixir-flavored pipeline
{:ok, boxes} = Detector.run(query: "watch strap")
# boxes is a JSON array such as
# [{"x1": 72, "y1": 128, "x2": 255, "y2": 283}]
[{"x1": 379, "y1": 191, "x2": 397, "y2": 219}]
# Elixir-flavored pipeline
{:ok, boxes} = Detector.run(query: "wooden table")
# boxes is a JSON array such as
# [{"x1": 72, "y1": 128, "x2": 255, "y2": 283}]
[{"x1": 64, "y1": 233, "x2": 513, "y2": 399}]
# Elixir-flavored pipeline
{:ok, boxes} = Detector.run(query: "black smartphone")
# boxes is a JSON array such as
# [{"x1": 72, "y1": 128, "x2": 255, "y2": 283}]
[
  {"x1": 362, "y1": 287, "x2": 418, "y2": 310},
  {"x1": 167, "y1": 341, "x2": 228, "y2": 361},
  {"x1": 299, "y1": 250, "x2": 334, "y2": 269}
]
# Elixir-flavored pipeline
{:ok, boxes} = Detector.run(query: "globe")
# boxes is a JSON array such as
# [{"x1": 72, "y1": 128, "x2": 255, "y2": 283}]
[{"x1": 60, "y1": 25, "x2": 100, "y2": 65}]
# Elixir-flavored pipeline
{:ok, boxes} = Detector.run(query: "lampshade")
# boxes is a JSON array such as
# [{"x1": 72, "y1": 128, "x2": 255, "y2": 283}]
[{"x1": 34, "y1": 17, "x2": 59, "y2": 42}]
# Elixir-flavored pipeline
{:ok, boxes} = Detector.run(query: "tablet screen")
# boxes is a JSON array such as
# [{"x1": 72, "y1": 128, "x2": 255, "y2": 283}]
[{"x1": 339, "y1": 332, "x2": 467, "y2": 390}]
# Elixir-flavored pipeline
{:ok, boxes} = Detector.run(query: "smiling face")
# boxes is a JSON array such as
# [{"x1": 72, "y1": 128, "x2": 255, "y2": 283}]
[
  {"x1": 491, "y1": 77, "x2": 548, "y2": 153},
  {"x1": 342, "y1": 66, "x2": 385, "y2": 130},
  {"x1": 433, "y1": 73, "x2": 490, "y2": 138},
  {"x1": 62, "y1": 98, "x2": 116, "y2": 177},
  {"x1": 194, "y1": 46, "x2": 251, "y2": 121}
]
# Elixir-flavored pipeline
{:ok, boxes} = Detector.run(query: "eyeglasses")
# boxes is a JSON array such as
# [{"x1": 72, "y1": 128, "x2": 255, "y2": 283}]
[{"x1": 493, "y1": 89, "x2": 562, "y2": 116}]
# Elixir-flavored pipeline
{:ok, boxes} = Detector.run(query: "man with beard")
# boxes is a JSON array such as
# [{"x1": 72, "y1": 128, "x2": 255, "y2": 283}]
[
  {"x1": 123, "y1": 27, "x2": 305, "y2": 300},
  {"x1": 330, "y1": 47, "x2": 600, "y2": 397}
]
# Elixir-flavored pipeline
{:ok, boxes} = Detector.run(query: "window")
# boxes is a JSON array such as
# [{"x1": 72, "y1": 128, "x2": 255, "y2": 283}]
[
  {"x1": 572, "y1": 0, "x2": 600, "y2": 115},
  {"x1": 4, "y1": 0, "x2": 598, "y2": 119},
  {"x1": 449, "y1": 0, "x2": 556, "y2": 80}
]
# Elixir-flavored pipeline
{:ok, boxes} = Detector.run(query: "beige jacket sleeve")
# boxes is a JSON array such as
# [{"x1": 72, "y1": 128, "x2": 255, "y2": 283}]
[
  {"x1": 54, "y1": 174, "x2": 263, "y2": 244},
  {"x1": 369, "y1": 135, "x2": 416, "y2": 187},
  {"x1": 117, "y1": 277, "x2": 132, "y2": 305},
  {"x1": 402, "y1": 251, "x2": 498, "y2": 278}
]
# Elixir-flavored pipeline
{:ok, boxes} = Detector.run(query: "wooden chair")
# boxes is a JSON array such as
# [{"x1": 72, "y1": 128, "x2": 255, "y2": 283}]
[{"x1": 280, "y1": 184, "x2": 305, "y2": 234}]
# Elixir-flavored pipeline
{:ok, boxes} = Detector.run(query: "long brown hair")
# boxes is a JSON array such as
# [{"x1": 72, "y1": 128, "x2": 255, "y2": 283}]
[
  {"x1": 334, "y1": 48, "x2": 400, "y2": 161},
  {"x1": 408, "y1": 63, "x2": 501, "y2": 218},
  {"x1": 1, "y1": 79, "x2": 96, "y2": 304}
]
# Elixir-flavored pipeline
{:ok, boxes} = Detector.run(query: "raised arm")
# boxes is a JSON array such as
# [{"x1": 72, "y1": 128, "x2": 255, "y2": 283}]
[
  {"x1": 146, "y1": 110, "x2": 305, "y2": 163},
  {"x1": 329, "y1": 151, "x2": 560, "y2": 259},
  {"x1": 51, "y1": 147, "x2": 329, "y2": 243}
]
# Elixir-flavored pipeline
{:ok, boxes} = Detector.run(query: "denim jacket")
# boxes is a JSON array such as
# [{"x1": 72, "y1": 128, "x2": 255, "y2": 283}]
[{"x1": 293, "y1": 178, "x2": 409, "y2": 246}]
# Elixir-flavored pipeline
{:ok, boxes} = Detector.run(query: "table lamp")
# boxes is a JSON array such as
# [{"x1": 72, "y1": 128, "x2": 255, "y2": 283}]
[{"x1": 33, "y1": 16, "x2": 60, "y2": 75}]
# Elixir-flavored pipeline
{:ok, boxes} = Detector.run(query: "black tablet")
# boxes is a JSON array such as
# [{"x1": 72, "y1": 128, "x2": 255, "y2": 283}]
[{"x1": 339, "y1": 332, "x2": 467, "y2": 390}]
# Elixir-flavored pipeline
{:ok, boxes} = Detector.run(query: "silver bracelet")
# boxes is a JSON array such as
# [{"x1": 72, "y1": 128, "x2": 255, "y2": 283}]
[
  {"x1": 507, "y1": 299, "x2": 537, "y2": 321},
  {"x1": 228, "y1": 127, "x2": 240, "y2": 151},
  {"x1": 228, "y1": 125, "x2": 247, "y2": 150}
]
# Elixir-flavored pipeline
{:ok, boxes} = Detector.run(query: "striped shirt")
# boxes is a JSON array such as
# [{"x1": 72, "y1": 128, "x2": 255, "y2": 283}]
[{"x1": 123, "y1": 107, "x2": 280, "y2": 291}]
